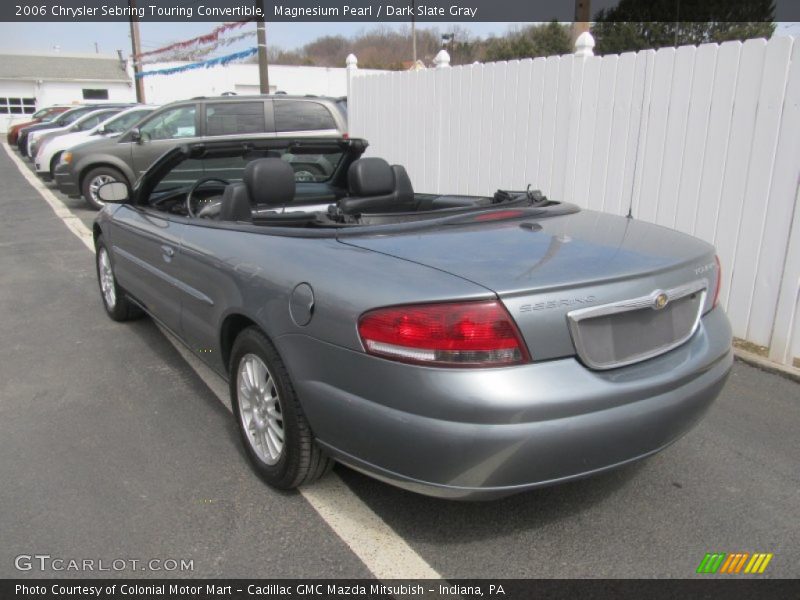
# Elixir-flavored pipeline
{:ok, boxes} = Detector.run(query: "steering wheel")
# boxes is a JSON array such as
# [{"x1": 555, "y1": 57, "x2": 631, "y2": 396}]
[{"x1": 186, "y1": 177, "x2": 230, "y2": 217}]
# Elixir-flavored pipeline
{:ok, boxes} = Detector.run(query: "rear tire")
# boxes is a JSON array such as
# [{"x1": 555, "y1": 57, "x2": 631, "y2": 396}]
[
  {"x1": 95, "y1": 236, "x2": 141, "y2": 322},
  {"x1": 230, "y1": 327, "x2": 333, "y2": 489},
  {"x1": 83, "y1": 167, "x2": 127, "y2": 211}
]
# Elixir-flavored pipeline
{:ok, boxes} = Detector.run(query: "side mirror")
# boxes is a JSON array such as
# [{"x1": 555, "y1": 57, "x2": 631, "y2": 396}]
[
  {"x1": 97, "y1": 181, "x2": 130, "y2": 203},
  {"x1": 130, "y1": 127, "x2": 143, "y2": 143}
]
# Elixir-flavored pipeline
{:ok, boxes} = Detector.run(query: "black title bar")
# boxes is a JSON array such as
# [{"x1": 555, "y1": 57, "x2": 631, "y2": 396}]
[{"x1": 2, "y1": 0, "x2": 798, "y2": 23}]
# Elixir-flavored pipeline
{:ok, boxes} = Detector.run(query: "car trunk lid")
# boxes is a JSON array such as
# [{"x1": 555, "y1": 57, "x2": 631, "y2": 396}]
[{"x1": 338, "y1": 210, "x2": 719, "y2": 366}]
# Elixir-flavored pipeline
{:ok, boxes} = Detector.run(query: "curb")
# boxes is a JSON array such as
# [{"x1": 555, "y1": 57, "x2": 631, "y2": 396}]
[{"x1": 734, "y1": 349, "x2": 800, "y2": 384}]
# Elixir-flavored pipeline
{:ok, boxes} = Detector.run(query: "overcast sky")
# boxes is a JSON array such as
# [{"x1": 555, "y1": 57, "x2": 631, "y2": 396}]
[
  {"x1": 0, "y1": 21, "x2": 797, "y2": 60},
  {"x1": 0, "y1": 22, "x2": 520, "y2": 58}
]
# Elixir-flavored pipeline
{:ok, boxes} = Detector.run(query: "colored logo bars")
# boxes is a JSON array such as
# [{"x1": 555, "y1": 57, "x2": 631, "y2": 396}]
[{"x1": 697, "y1": 552, "x2": 774, "y2": 574}]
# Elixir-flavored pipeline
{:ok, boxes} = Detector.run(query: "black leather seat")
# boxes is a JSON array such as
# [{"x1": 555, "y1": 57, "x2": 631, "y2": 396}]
[
  {"x1": 218, "y1": 158, "x2": 297, "y2": 222},
  {"x1": 218, "y1": 183, "x2": 251, "y2": 222},
  {"x1": 339, "y1": 157, "x2": 415, "y2": 215}
]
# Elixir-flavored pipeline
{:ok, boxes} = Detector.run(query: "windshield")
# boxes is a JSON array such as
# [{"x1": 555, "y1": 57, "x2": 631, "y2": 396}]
[
  {"x1": 39, "y1": 110, "x2": 62, "y2": 123},
  {"x1": 33, "y1": 108, "x2": 56, "y2": 120},
  {"x1": 149, "y1": 145, "x2": 346, "y2": 196},
  {"x1": 57, "y1": 109, "x2": 88, "y2": 126},
  {"x1": 102, "y1": 109, "x2": 152, "y2": 134},
  {"x1": 204, "y1": 151, "x2": 343, "y2": 185},
  {"x1": 74, "y1": 110, "x2": 120, "y2": 132},
  {"x1": 135, "y1": 139, "x2": 355, "y2": 220}
]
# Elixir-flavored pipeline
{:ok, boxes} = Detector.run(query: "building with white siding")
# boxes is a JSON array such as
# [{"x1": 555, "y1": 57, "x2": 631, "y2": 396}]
[{"x1": 0, "y1": 53, "x2": 135, "y2": 133}]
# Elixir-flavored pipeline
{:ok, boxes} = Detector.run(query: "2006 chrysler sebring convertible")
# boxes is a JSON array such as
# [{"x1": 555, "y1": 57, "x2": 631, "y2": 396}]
[{"x1": 92, "y1": 137, "x2": 733, "y2": 499}]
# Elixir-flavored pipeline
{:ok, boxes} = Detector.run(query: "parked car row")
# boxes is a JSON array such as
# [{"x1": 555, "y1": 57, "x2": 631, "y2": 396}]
[
  {"x1": 12, "y1": 95, "x2": 348, "y2": 210},
  {"x1": 6, "y1": 105, "x2": 71, "y2": 145}
]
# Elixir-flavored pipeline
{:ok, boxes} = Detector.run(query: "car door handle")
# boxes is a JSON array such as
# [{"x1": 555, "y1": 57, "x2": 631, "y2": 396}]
[{"x1": 161, "y1": 245, "x2": 175, "y2": 261}]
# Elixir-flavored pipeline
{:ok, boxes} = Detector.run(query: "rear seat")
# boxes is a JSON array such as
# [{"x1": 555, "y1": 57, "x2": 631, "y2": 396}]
[
  {"x1": 339, "y1": 157, "x2": 416, "y2": 215},
  {"x1": 219, "y1": 157, "x2": 296, "y2": 222}
]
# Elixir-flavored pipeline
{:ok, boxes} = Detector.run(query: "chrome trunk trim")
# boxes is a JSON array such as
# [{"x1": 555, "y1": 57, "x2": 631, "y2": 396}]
[{"x1": 567, "y1": 280, "x2": 708, "y2": 370}]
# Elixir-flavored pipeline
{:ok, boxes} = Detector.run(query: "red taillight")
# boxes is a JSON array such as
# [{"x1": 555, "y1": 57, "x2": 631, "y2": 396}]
[
  {"x1": 713, "y1": 255, "x2": 722, "y2": 308},
  {"x1": 357, "y1": 300, "x2": 530, "y2": 367}
]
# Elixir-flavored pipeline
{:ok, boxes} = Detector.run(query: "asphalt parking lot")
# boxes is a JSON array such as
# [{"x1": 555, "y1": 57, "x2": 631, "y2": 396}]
[{"x1": 1, "y1": 144, "x2": 798, "y2": 579}]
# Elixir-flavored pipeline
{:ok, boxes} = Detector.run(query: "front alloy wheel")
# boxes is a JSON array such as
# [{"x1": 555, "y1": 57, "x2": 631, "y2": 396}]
[
  {"x1": 95, "y1": 236, "x2": 141, "y2": 322},
  {"x1": 98, "y1": 247, "x2": 117, "y2": 309}
]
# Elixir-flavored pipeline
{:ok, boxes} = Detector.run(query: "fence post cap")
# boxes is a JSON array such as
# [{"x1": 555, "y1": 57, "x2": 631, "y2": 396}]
[
  {"x1": 434, "y1": 49, "x2": 451, "y2": 68},
  {"x1": 346, "y1": 53, "x2": 358, "y2": 68},
  {"x1": 574, "y1": 31, "x2": 595, "y2": 57}
]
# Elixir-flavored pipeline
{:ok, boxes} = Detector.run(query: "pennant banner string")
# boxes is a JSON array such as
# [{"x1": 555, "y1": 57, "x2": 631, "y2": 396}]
[
  {"x1": 135, "y1": 47, "x2": 258, "y2": 78},
  {"x1": 135, "y1": 20, "x2": 253, "y2": 60},
  {"x1": 139, "y1": 30, "x2": 257, "y2": 65}
]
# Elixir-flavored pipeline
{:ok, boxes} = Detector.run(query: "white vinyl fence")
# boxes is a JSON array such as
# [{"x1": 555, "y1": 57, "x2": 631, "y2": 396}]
[{"x1": 347, "y1": 35, "x2": 800, "y2": 366}]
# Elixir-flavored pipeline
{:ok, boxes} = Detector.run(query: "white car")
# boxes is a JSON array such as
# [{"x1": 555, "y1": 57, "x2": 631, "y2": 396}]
[
  {"x1": 35, "y1": 106, "x2": 156, "y2": 179},
  {"x1": 28, "y1": 107, "x2": 122, "y2": 162}
]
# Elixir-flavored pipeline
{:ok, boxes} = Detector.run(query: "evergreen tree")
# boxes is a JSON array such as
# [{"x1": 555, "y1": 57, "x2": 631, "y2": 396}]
[{"x1": 592, "y1": 0, "x2": 775, "y2": 55}]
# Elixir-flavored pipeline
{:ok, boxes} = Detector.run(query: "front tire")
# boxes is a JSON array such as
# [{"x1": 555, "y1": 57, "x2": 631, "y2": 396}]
[
  {"x1": 230, "y1": 327, "x2": 332, "y2": 489},
  {"x1": 49, "y1": 152, "x2": 62, "y2": 178},
  {"x1": 95, "y1": 237, "x2": 141, "y2": 322},
  {"x1": 83, "y1": 167, "x2": 127, "y2": 211}
]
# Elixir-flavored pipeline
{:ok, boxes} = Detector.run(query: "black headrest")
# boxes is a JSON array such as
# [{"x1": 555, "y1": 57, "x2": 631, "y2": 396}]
[
  {"x1": 243, "y1": 158, "x2": 296, "y2": 206},
  {"x1": 348, "y1": 157, "x2": 394, "y2": 196}
]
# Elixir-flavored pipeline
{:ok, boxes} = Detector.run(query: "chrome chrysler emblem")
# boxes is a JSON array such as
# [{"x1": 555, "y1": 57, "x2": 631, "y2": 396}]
[{"x1": 653, "y1": 292, "x2": 669, "y2": 310}]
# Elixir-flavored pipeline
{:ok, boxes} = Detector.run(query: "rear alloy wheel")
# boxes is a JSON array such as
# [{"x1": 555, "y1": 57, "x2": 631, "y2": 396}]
[
  {"x1": 230, "y1": 327, "x2": 333, "y2": 489},
  {"x1": 95, "y1": 237, "x2": 141, "y2": 322},
  {"x1": 83, "y1": 167, "x2": 126, "y2": 211}
]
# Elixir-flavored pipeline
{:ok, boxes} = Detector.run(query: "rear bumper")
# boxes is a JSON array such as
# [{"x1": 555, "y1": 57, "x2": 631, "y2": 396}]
[
  {"x1": 279, "y1": 307, "x2": 733, "y2": 499},
  {"x1": 54, "y1": 164, "x2": 80, "y2": 197}
]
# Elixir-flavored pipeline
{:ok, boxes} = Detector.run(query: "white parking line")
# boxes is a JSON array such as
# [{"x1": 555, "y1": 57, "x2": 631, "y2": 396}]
[
  {"x1": 1, "y1": 142, "x2": 441, "y2": 580},
  {"x1": 3, "y1": 144, "x2": 95, "y2": 251}
]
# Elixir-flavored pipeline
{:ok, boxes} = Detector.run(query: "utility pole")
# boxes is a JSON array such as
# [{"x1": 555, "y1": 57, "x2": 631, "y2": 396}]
[
  {"x1": 572, "y1": 0, "x2": 591, "y2": 44},
  {"x1": 128, "y1": 0, "x2": 145, "y2": 103},
  {"x1": 257, "y1": 5, "x2": 270, "y2": 94}
]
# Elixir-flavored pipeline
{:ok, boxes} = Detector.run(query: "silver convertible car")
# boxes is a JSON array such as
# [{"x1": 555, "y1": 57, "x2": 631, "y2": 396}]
[{"x1": 93, "y1": 137, "x2": 733, "y2": 499}]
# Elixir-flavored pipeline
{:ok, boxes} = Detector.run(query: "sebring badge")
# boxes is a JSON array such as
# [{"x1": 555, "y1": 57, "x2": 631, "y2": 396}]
[{"x1": 653, "y1": 292, "x2": 669, "y2": 310}]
